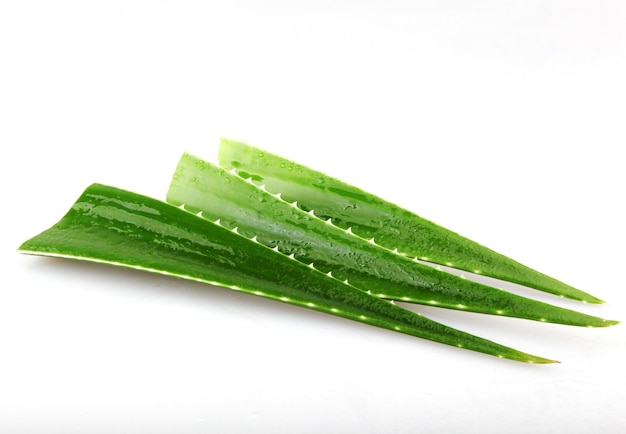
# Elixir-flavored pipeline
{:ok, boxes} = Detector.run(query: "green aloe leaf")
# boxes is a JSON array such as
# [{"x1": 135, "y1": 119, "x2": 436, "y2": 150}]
[
  {"x1": 167, "y1": 153, "x2": 616, "y2": 328},
  {"x1": 218, "y1": 139, "x2": 603, "y2": 304},
  {"x1": 17, "y1": 183, "x2": 555, "y2": 364}
]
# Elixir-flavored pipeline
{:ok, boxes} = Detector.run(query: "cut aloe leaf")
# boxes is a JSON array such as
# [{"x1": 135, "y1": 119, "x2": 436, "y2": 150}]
[
  {"x1": 18, "y1": 183, "x2": 556, "y2": 363},
  {"x1": 217, "y1": 139, "x2": 604, "y2": 304},
  {"x1": 166, "y1": 153, "x2": 616, "y2": 328}
]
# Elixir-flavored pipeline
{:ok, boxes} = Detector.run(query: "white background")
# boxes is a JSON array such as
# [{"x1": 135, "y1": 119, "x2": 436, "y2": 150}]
[{"x1": 1, "y1": 1, "x2": 625, "y2": 432}]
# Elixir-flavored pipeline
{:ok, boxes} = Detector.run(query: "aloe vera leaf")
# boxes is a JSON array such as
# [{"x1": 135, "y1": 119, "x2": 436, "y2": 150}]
[
  {"x1": 217, "y1": 139, "x2": 603, "y2": 304},
  {"x1": 166, "y1": 153, "x2": 616, "y2": 328},
  {"x1": 17, "y1": 183, "x2": 555, "y2": 364}
]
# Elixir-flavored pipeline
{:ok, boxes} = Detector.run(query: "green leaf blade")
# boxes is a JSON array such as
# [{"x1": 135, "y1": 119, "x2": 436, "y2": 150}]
[
  {"x1": 19, "y1": 183, "x2": 555, "y2": 363},
  {"x1": 218, "y1": 138, "x2": 604, "y2": 304},
  {"x1": 167, "y1": 153, "x2": 616, "y2": 328}
]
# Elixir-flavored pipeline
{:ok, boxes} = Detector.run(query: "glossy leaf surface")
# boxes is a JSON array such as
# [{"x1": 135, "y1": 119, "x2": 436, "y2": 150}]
[
  {"x1": 18, "y1": 183, "x2": 555, "y2": 363},
  {"x1": 218, "y1": 139, "x2": 603, "y2": 304},
  {"x1": 167, "y1": 153, "x2": 616, "y2": 328}
]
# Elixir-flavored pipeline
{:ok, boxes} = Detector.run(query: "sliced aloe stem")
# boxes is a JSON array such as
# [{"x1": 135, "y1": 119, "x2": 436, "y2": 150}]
[
  {"x1": 166, "y1": 153, "x2": 617, "y2": 328},
  {"x1": 217, "y1": 139, "x2": 604, "y2": 304},
  {"x1": 18, "y1": 183, "x2": 556, "y2": 364}
]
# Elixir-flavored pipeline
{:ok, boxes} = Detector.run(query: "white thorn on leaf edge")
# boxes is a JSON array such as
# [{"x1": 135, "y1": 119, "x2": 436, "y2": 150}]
[
  {"x1": 288, "y1": 253, "x2": 296, "y2": 259},
  {"x1": 346, "y1": 227, "x2": 354, "y2": 235},
  {"x1": 214, "y1": 218, "x2": 221, "y2": 226},
  {"x1": 232, "y1": 227, "x2": 239, "y2": 234},
  {"x1": 307, "y1": 209, "x2": 316, "y2": 217},
  {"x1": 250, "y1": 236, "x2": 258, "y2": 243}
]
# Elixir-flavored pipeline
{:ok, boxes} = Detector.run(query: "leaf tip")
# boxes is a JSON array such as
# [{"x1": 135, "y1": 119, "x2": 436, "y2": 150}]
[{"x1": 601, "y1": 319, "x2": 620, "y2": 327}]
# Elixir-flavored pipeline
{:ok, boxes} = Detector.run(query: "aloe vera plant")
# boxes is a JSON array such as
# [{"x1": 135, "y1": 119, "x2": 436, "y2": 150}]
[
  {"x1": 18, "y1": 183, "x2": 556, "y2": 363},
  {"x1": 218, "y1": 139, "x2": 602, "y2": 304},
  {"x1": 167, "y1": 153, "x2": 616, "y2": 328}
]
